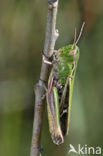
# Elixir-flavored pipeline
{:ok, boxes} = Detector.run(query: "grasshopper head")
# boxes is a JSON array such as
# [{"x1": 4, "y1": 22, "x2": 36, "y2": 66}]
[
  {"x1": 69, "y1": 44, "x2": 79, "y2": 56},
  {"x1": 59, "y1": 44, "x2": 79, "y2": 63}
]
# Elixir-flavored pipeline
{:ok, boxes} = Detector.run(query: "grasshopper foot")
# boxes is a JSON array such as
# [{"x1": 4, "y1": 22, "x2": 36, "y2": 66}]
[{"x1": 42, "y1": 51, "x2": 53, "y2": 65}]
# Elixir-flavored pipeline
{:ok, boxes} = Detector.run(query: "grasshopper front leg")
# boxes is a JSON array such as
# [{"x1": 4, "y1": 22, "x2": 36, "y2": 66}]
[
  {"x1": 42, "y1": 51, "x2": 53, "y2": 65},
  {"x1": 42, "y1": 50, "x2": 58, "y2": 65}
]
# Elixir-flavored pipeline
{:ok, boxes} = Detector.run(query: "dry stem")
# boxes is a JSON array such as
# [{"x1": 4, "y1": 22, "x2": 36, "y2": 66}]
[{"x1": 30, "y1": 1, "x2": 59, "y2": 156}]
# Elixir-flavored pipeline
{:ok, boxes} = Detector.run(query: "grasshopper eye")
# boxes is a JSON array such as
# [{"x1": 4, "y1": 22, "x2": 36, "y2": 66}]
[
  {"x1": 69, "y1": 46, "x2": 78, "y2": 56},
  {"x1": 69, "y1": 50, "x2": 75, "y2": 56}
]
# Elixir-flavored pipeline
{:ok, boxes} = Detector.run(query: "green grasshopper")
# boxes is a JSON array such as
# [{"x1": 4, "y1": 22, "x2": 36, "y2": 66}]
[{"x1": 43, "y1": 23, "x2": 85, "y2": 145}]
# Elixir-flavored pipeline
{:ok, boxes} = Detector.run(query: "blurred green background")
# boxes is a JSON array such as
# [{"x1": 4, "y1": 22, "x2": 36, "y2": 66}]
[{"x1": 0, "y1": 0, "x2": 103, "y2": 156}]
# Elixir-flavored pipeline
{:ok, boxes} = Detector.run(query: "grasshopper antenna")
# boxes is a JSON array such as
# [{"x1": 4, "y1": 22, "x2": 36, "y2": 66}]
[
  {"x1": 75, "y1": 22, "x2": 85, "y2": 44},
  {"x1": 73, "y1": 28, "x2": 77, "y2": 44}
]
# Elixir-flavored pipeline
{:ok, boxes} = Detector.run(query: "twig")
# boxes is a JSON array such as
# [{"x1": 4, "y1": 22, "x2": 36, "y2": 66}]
[{"x1": 30, "y1": 0, "x2": 59, "y2": 156}]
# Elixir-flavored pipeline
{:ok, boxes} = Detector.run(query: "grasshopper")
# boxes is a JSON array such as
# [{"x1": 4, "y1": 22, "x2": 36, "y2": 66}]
[{"x1": 43, "y1": 22, "x2": 85, "y2": 145}]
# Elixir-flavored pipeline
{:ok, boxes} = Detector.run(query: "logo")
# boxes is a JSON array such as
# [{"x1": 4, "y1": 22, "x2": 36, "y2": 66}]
[{"x1": 68, "y1": 144, "x2": 102, "y2": 155}]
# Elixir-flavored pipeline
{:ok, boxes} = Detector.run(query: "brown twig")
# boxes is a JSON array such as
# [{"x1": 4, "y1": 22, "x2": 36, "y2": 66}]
[{"x1": 30, "y1": 0, "x2": 59, "y2": 156}]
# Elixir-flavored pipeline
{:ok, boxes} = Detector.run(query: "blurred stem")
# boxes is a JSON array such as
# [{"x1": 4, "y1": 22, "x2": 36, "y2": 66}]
[{"x1": 30, "y1": 0, "x2": 59, "y2": 156}]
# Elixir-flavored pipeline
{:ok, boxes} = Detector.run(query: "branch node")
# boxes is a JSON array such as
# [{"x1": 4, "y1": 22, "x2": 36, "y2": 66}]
[
  {"x1": 48, "y1": 1, "x2": 58, "y2": 9},
  {"x1": 55, "y1": 29, "x2": 59, "y2": 40},
  {"x1": 30, "y1": 0, "x2": 59, "y2": 155}
]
